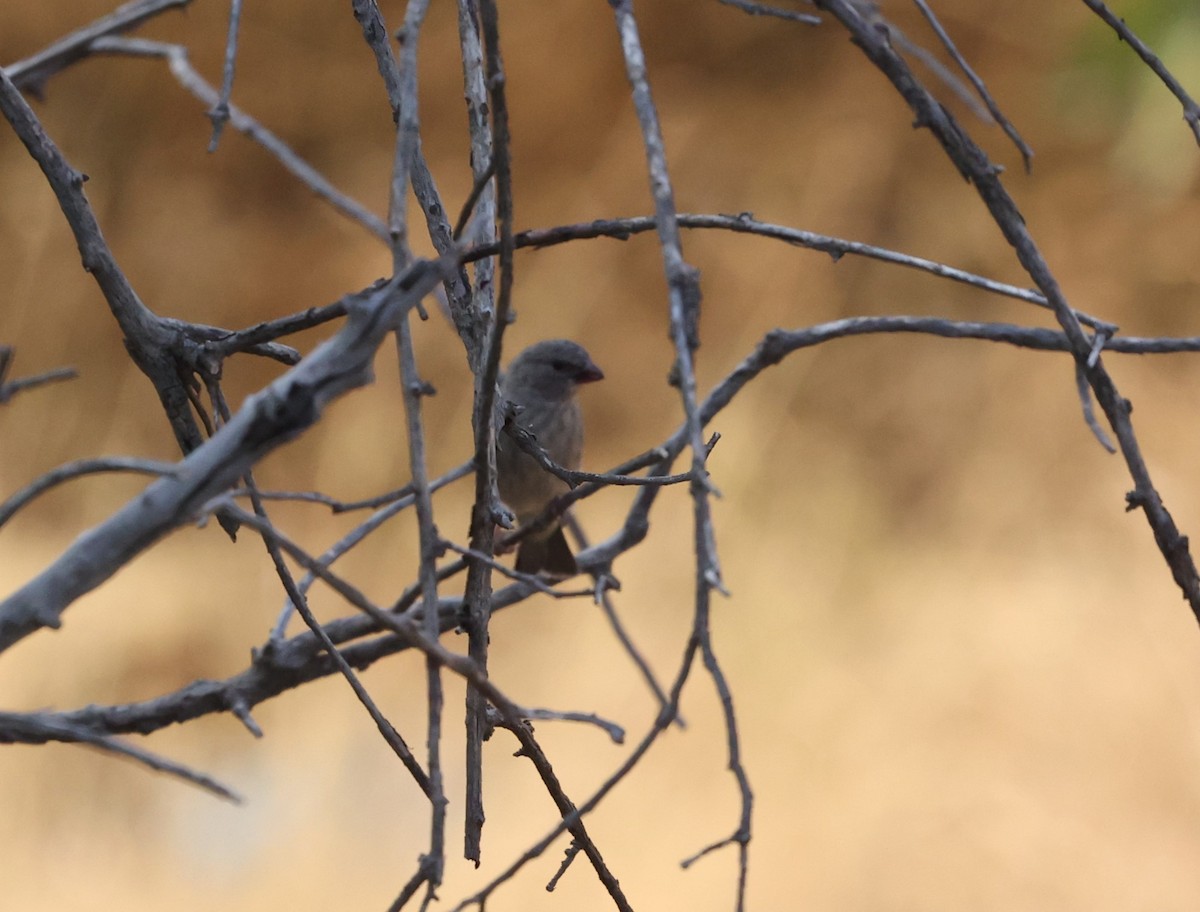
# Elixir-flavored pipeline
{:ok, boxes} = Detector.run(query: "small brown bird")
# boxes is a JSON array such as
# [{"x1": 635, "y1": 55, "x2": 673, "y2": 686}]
[{"x1": 496, "y1": 339, "x2": 604, "y2": 577}]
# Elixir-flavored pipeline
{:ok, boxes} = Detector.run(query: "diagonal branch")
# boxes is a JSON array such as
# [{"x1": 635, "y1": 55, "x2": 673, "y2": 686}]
[
  {"x1": 910, "y1": 0, "x2": 1033, "y2": 169},
  {"x1": 3, "y1": 0, "x2": 191, "y2": 93},
  {"x1": 1079, "y1": 0, "x2": 1200, "y2": 146},
  {"x1": 0, "y1": 259, "x2": 454, "y2": 653},
  {"x1": 814, "y1": 0, "x2": 1200, "y2": 621},
  {"x1": 0, "y1": 710, "x2": 240, "y2": 802},
  {"x1": 90, "y1": 36, "x2": 389, "y2": 242},
  {"x1": 0, "y1": 65, "x2": 204, "y2": 457}
]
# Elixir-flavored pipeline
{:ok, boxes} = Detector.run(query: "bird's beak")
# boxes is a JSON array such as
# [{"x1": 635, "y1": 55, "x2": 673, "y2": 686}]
[{"x1": 577, "y1": 361, "x2": 604, "y2": 384}]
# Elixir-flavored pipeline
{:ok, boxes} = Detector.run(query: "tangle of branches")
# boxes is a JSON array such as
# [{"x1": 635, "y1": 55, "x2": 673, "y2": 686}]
[{"x1": 2, "y1": 1, "x2": 1199, "y2": 910}]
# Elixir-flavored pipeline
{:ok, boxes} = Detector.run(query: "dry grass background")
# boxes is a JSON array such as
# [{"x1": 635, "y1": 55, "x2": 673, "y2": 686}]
[{"x1": 3, "y1": 1, "x2": 1200, "y2": 909}]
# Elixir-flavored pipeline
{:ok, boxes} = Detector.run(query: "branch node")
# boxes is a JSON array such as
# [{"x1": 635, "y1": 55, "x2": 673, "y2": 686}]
[
  {"x1": 546, "y1": 841, "x2": 582, "y2": 892},
  {"x1": 1087, "y1": 328, "x2": 1112, "y2": 369},
  {"x1": 230, "y1": 698, "x2": 263, "y2": 737},
  {"x1": 410, "y1": 379, "x2": 437, "y2": 398},
  {"x1": 705, "y1": 567, "x2": 731, "y2": 598}
]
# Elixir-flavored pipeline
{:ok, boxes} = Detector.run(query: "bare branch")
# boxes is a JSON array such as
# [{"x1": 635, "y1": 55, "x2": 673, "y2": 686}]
[
  {"x1": 1079, "y1": 0, "x2": 1200, "y2": 146},
  {"x1": 453, "y1": 0, "x2": 499, "y2": 365},
  {"x1": 459, "y1": 0, "x2": 519, "y2": 866},
  {"x1": 610, "y1": 5, "x2": 751, "y2": 906},
  {"x1": 0, "y1": 457, "x2": 176, "y2": 529},
  {"x1": 225, "y1": 505, "x2": 632, "y2": 911},
  {"x1": 269, "y1": 460, "x2": 474, "y2": 641},
  {"x1": 1075, "y1": 361, "x2": 1117, "y2": 453},
  {"x1": 715, "y1": 0, "x2": 821, "y2": 26},
  {"x1": 90, "y1": 37, "x2": 389, "y2": 243},
  {"x1": 0, "y1": 346, "x2": 77, "y2": 404},
  {"x1": 3, "y1": 0, "x2": 191, "y2": 93},
  {"x1": 206, "y1": 0, "x2": 244, "y2": 150},
  {"x1": 0, "y1": 260, "x2": 454, "y2": 652},
  {"x1": 566, "y1": 515, "x2": 683, "y2": 728},
  {"x1": 472, "y1": 212, "x2": 1114, "y2": 330},
  {"x1": 397, "y1": 290, "x2": 449, "y2": 898},
  {"x1": 508, "y1": 707, "x2": 626, "y2": 745},
  {"x1": 0, "y1": 711, "x2": 240, "y2": 802},
  {"x1": 814, "y1": 0, "x2": 1200, "y2": 621},
  {"x1": 0, "y1": 64, "x2": 204, "y2": 456},
  {"x1": 451, "y1": 628, "x2": 699, "y2": 912},
  {"x1": 244, "y1": 480, "x2": 433, "y2": 798},
  {"x1": 499, "y1": 403, "x2": 697, "y2": 489},
  {"x1": 910, "y1": 0, "x2": 1034, "y2": 169},
  {"x1": 350, "y1": 0, "x2": 479, "y2": 360}
]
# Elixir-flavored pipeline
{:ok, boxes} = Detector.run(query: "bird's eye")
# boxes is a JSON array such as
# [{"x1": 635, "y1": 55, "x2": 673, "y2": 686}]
[{"x1": 550, "y1": 360, "x2": 568, "y2": 372}]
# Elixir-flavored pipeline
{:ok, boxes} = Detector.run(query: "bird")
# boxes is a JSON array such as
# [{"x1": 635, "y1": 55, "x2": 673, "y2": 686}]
[{"x1": 496, "y1": 339, "x2": 604, "y2": 577}]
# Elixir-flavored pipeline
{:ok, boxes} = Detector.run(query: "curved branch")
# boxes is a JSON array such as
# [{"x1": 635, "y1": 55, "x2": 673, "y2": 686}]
[
  {"x1": 464, "y1": 213, "x2": 1113, "y2": 330},
  {"x1": 3, "y1": 0, "x2": 191, "y2": 93},
  {"x1": 0, "y1": 457, "x2": 176, "y2": 529},
  {"x1": 814, "y1": 0, "x2": 1200, "y2": 621},
  {"x1": 0, "y1": 711, "x2": 239, "y2": 802}
]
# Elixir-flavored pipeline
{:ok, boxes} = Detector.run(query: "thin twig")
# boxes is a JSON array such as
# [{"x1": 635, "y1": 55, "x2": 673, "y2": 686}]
[
  {"x1": 566, "y1": 515, "x2": 682, "y2": 728},
  {"x1": 452, "y1": 157, "x2": 497, "y2": 242},
  {"x1": 4, "y1": 0, "x2": 191, "y2": 94},
  {"x1": 207, "y1": 0, "x2": 244, "y2": 150},
  {"x1": 1079, "y1": 0, "x2": 1200, "y2": 145},
  {"x1": 0, "y1": 457, "x2": 176, "y2": 528},
  {"x1": 469, "y1": 212, "x2": 1114, "y2": 331},
  {"x1": 453, "y1": 0, "x2": 499, "y2": 366},
  {"x1": 226, "y1": 506, "x2": 632, "y2": 910},
  {"x1": 263, "y1": 464, "x2": 470, "y2": 642},
  {"x1": 441, "y1": 541, "x2": 593, "y2": 597},
  {"x1": 610, "y1": 3, "x2": 751, "y2": 906},
  {"x1": 715, "y1": 0, "x2": 821, "y2": 25},
  {"x1": 0, "y1": 260, "x2": 454, "y2": 652},
  {"x1": 460, "y1": 0, "x2": 518, "y2": 867},
  {"x1": 226, "y1": 459, "x2": 473, "y2": 517},
  {"x1": 89, "y1": 37, "x2": 390, "y2": 242},
  {"x1": 245, "y1": 479, "x2": 434, "y2": 797},
  {"x1": 451, "y1": 627, "x2": 699, "y2": 912},
  {"x1": 1075, "y1": 362, "x2": 1116, "y2": 453},
  {"x1": 396, "y1": 306, "x2": 448, "y2": 898},
  {"x1": 817, "y1": 0, "x2": 1200, "y2": 621},
  {"x1": 350, "y1": 0, "x2": 478, "y2": 360},
  {"x1": 546, "y1": 842, "x2": 583, "y2": 892},
  {"x1": 0, "y1": 711, "x2": 240, "y2": 802},
  {"x1": 510, "y1": 707, "x2": 626, "y2": 745},
  {"x1": 500, "y1": 404, "x2": 697, "y2": 489},
  {"x1": 887, "y1": 27, "x2": 992, "y2": 123},
  {"x1": 388, "y1": 0, "x2": 432, "y2": 264},
  {"x1": 0, "y1": 355, "x2": 77, "y2": 403},
  {"x1": 910, "y1": 0, "x2": 1033, "y2": 170}
]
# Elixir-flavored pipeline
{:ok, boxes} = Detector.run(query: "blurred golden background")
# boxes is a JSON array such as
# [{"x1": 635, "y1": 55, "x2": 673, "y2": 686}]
[{"x1": 4, "y1": 1, "x2": 1200, "y2": 909}]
